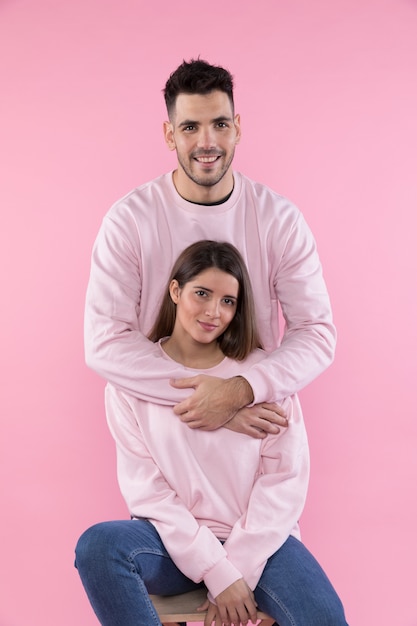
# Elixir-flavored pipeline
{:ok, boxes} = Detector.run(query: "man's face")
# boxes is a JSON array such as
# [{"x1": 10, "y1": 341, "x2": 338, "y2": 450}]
[{"x1": 164, "y1": 90, "x2": 241, "y2": 203}]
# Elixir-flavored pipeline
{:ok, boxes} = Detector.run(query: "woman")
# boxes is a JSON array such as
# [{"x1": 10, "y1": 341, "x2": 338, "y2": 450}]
[{"x1": 75, "y1": 241, "x2": 348, "y2": 626}]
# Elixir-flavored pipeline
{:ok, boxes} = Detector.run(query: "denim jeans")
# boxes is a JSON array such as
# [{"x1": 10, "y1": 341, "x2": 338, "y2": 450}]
[{"x1": 75, "y1": 519, "x2": 348, "y2": 626}]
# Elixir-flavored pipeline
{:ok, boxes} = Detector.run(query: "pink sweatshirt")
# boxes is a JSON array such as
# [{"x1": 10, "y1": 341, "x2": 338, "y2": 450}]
[
  {"x1": 85, "y1": 171, "x2": 336, "y2": 405},
  {"x1": 105, "y1": 345, "x2": 309, "y2": 600}
]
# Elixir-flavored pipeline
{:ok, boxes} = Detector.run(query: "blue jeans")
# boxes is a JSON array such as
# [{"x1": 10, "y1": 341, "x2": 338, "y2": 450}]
[{"x1": 75, "y1": 519, "x2": 348, "y2": 626}]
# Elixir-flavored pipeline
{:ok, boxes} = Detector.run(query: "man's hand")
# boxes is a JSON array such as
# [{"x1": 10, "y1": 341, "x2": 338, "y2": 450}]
[
  {"x1": 171, "y1": 375, "x2": 253, "y2": 430},
  {"x1": 224, "y1": 403, "x2": 288, "y2": 439},
  {"x1": 199, "y1": 579, "x2": 258, "y2": 626}
]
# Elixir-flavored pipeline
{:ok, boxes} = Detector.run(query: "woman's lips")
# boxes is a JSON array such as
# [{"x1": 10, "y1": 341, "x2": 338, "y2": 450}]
[{"x1": 198, "y1": 320, "x2": 218, "y2": 331}]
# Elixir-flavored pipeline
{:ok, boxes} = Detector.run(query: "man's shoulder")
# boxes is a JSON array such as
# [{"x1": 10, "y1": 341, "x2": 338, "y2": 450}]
[
  {"x1": 236, "y1": 172, "x2": 301, "y2": 221},
  {"x1": 106, "y1": 172, "x2": 173, "y2": 218}
]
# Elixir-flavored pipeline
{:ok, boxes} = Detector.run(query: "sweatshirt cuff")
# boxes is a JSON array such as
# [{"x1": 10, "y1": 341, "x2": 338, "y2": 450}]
[
  {"x1": 204, "y1": 556, "x2": 242, "y2": 601},
  {"x1": 242, "y1": 367, "x2": 277, "y2": 405}
]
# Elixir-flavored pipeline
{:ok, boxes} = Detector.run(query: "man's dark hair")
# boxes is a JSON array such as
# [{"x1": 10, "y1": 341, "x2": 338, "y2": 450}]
[{"x1": 163, "y1": 58, "x2": 234, "y2": 118}]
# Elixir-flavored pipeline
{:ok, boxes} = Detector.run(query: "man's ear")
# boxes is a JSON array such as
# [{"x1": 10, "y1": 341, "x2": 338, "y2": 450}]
[
  {"x1": 163, "y1": 121, "x2": 176, "y2": 151},
  {"x1": 169, "y1": 279, "x2": 180, "y2": 303},
  {"x1": 234, "y1": 113, "x2": 241, "y2": 145}
]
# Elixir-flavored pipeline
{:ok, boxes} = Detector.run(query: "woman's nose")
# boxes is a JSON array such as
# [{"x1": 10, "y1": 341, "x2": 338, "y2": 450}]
[{"x1": 205, "y1": 301, "x2": 220, "y2": 318}]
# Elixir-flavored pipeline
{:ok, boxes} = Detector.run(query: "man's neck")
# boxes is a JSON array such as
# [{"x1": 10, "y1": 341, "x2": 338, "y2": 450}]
[{"x1": 172, "y1": 170, "x2": 234, "y2": 205}]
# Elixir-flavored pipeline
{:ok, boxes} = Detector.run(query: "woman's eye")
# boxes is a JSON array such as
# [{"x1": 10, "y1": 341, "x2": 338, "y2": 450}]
[{"x1": 195, "y1": 290, "x2": 207, "y2": 297}]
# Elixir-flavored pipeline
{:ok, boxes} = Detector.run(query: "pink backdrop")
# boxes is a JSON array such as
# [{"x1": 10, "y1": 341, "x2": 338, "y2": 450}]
[{"x1": 1, "y1": 1, "x2": 416, "y2": 624}]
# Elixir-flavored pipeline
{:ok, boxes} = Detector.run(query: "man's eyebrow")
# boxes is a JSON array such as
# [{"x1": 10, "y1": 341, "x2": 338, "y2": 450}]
[
  {"x1": 211, "y1": 115, "x2": 233, "y2": 124},
  {"x1": 178, "y1": 119, "x2": 198, "y2": 128},
  {"x1": 178, "y1": 115, "x2": 233, "y2": 128}
]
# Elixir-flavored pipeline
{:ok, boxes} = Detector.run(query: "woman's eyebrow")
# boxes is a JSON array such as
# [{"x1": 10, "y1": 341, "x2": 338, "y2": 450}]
[{"x1": 193, "y1": 284, "x2": 237, "y2": 300}]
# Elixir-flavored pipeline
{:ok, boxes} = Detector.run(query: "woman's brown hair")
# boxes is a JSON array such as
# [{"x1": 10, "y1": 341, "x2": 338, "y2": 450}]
[{"x1": 148, "y1": 240, "x2": 262, "y2": 360}]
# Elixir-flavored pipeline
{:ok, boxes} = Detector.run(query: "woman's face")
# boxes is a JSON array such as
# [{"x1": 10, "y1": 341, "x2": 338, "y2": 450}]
[{"x1": 169, "y1": 267, "x2": 239, "y2": 345}]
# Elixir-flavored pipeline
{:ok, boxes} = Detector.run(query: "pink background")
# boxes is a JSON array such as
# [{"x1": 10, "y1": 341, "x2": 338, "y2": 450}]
[{"x1": 1, "y1": 0, "x2": 416, "y2": 624}]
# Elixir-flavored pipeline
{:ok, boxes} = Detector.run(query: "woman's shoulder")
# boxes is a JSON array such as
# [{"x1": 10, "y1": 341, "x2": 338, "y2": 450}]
[{"x1": 216, "y1": 348, "x2": 266, "y2": 375}]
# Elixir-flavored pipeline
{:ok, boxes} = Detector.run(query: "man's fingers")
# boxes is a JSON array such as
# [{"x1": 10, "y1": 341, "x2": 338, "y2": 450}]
[
  {"x1": 170, "y1": 376, "x2": 198, "y2": 390},
  {"x1": 257, "y1": 420, "x2": 281, "y2": 435},
  {"x1": 259, "y1": 414, "x2": 286, "y2": 431},
  {"x1": 170, "y1": 378, "x2": 198, "y2": 416},
  {"x1": 259, "y1": 402, "x2": 288, "y2": 424},
  {"x1": 173, "y1": 400, "x2": 189, "y2": 416},
  {"x1": 173, "y1": 408, "x2": 210, "y2": 430},
  {"x1": 250, "y1": 410, "x2": 287, "y2": 434},
  {"x1": 172, "y1": 404, "x2": 205, "y2": 426},
  {"x1": 246, "y1": 427, "x2": 268, "y2": 440}
]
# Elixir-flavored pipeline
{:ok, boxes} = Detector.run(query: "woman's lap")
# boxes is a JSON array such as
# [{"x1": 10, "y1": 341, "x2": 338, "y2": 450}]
[
  {"x1": 75, "y1": 520, "x2": 348, "y2": 626},
  {"x1": 255, "y1": 535, "x2": 348, "y2": 625}
]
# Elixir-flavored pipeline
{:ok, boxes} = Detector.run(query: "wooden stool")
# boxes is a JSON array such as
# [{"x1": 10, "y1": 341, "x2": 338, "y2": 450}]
[{"x1": 149, "y1": 587, "x2": 274, "y2": 625}]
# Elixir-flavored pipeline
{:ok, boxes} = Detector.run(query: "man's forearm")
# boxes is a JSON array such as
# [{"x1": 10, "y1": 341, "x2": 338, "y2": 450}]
[{"x1": 225, "y1": 376, "x2": 254, "y2": 415}]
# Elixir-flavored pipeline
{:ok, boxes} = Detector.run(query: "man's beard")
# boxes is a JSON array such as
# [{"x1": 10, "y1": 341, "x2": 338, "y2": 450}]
[{"x1": 177, "y1": 148, "x2": 235, "y2": 188}]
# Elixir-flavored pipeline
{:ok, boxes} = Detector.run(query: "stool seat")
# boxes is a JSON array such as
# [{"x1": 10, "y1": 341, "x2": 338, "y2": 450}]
[{"x1": 149, "y1": 587, "x2": 274, "y2": 624}]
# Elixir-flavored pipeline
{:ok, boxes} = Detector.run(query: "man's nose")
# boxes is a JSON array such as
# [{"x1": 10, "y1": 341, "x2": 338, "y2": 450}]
[{"x1": 197, "y1": 127, "x2": 216, "y2": 149}]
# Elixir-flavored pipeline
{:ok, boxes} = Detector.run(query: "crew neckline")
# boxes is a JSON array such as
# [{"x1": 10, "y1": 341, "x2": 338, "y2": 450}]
[
  {"x1": 166, "y1": 171, "x2": 241, "y2": 214},
  {"x1": 157, "y1": 338, "x2": 227, "y2": 372}
]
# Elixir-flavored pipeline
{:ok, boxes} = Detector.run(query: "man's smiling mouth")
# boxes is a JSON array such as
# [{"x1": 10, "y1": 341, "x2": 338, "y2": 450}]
[{"x1": 195, "y1": 155, "x2": 220, "y2": 163}]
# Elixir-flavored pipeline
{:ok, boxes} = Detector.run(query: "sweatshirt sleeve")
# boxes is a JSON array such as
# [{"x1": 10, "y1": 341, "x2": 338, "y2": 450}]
[
  {"x1": 244, "y1": 212, "x2": 336, "y2": 403},
  {"x1": 222, "y1": 394, "x2": 310, "y2": 590},
  {"x1": 86, "y1": 198, "x2": 335, "y2": 407},
  {"x1": 105, "y1": 385, "x2": 244, "y2": 599},
  {"x1": 84, "y1": 212, "x2": 196, "y2": 405}
]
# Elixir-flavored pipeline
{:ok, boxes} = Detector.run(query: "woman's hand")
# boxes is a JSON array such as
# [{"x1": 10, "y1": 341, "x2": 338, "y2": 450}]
[
  {"x1": 200, "y1": 579, "x2": 258, "y2": 626},
  {"x1": 197, "y1": 598, "x2": 221, "y2": 626}
]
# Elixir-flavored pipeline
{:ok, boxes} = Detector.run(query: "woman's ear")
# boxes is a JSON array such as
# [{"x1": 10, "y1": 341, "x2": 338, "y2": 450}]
[{"x1": 169, "y1": 279, "x2": 180, "y2": 303}]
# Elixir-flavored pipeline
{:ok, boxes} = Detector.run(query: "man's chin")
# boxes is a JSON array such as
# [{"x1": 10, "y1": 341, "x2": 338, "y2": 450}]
[{"x1": 188, "y1": 169, "x2": 227, "y2": 188}]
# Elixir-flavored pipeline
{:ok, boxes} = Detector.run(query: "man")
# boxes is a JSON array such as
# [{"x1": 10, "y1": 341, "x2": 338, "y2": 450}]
[
  {"x1": 77, "y1": 58, "x2": 347, "y2": 626},
  {"x1": 84, "y1": 58, "x2": 336, "y2": 438}
]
